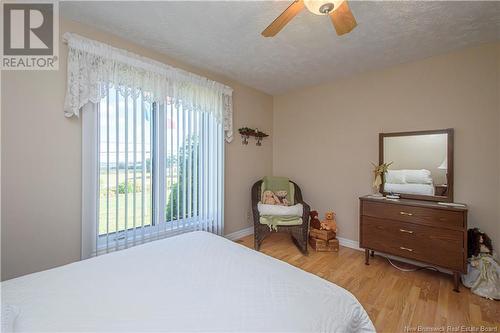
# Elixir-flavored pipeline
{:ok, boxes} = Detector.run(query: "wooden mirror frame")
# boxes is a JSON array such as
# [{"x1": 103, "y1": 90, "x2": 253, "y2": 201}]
[{"x1": 379, "y1": 128, "x2": 454, "y2": 202}]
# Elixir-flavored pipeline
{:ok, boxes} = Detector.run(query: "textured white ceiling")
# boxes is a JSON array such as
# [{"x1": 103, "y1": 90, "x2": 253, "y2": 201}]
[{"x1": 61, "y1": 1, "x2": 500, "y2": 95}]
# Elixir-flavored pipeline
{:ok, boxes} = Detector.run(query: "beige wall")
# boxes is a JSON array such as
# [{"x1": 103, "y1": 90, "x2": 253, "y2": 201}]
[
  {"x1": 274, "y1": 43, "x2": 500, "y2": 251},
  {"x1": 497, "y1": 44, "x2": 500, "y2": 252},
  {"x1": 1, "y1": 19, "x2": 273, "y2": 280}
]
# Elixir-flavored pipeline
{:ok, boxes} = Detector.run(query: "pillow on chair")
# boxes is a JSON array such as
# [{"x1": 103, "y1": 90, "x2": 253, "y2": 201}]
[
  {"x1": 257, "y1": 203, "x2": 304, "y2": 231},
  {"x1": 257, "y1": 202, "x2": 303, "y2": 216}
]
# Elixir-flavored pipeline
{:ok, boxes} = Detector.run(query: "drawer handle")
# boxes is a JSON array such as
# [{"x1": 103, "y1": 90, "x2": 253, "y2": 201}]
[
  {"x1": 399, "y1": 211, "x2": 413, "y2": 216},
  {"x1": 400, "y1": 246, "x2": 414, "y2": 252},
  {"x1": 399, "y1": 229, "x2": 414, "y2": 234}
]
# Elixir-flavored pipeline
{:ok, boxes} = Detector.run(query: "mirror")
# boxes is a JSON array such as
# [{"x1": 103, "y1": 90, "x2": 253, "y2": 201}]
[{"x1": 380, "y1": 129, "x2": 453, "y2": 202}]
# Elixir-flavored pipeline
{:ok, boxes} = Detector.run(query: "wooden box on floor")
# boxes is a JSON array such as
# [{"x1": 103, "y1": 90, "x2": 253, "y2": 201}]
[
  {"x1": 309, "y1": 237, "x2": 339, "y2": 252},
  {"x1": 309, "y1": 228, "x2": 336, "y2": 241}
]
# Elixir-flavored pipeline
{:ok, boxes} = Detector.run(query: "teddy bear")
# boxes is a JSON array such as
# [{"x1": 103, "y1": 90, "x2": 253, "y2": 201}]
[
  {"x1": 274, "y1": 190, "x2": 289, "y2": 206},
  {"x1": 320, "y1": 211, "x2": 337, "y2": 232},
  {"x1": 310, "y1": 210, "x2": 321, "y2": 229},
  {"x1": 262, "y1": 190, "x2": 279, "y2": 205}
]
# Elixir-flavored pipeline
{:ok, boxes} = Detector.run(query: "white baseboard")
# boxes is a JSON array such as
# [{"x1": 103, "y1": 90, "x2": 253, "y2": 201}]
[
  {"x1": 225, "y1": 227, "x2": 362, "y2": 250},
  {"x1": 226, "y1": 227, "x2": 451, "y2": 274},
  {"x1": 337, "y1": 236, "x2": 361, "y2": 251},
  {"x1": 225, "y1": 226, "x2": 253, "y2": 241}
]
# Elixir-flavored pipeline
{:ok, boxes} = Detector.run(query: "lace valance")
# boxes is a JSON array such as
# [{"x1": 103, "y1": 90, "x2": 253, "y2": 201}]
[{"x1": 63, "y1": 33, "x2": 234, "y2": 142}]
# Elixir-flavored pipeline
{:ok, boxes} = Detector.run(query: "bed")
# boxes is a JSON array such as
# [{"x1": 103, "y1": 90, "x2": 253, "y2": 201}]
[
  {"x1": 2, "y1": 231, "x2": 375, "y2": 332},
  {"x1": 384, "y1": 182, "x2": 435, "y2": 196},
  {"x1": 384, "y1": 169, "x2": 436, "y2": 196}
]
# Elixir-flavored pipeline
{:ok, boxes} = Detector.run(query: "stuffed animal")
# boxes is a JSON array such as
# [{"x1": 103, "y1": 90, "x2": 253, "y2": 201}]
[
  {"x1": 262, "y1": 190, "x2": 279, "y2": 205},
  {"x1": 310, "y1": 210, "x2": 321, "y2": 229},
  {"x1": 320, "y1": 211, "x2": 337, "y2": 232},
  {"x1": 274, "y1": 190, "x2": 289, "y2": 206}
]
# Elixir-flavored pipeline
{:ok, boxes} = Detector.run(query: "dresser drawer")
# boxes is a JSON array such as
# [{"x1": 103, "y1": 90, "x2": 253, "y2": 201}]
[
  {"x1": 360, "y1": 216, "x2": 465, "y2": 271},
  {"x1": 362, "y1": 200, "x2": 464, "y2": 229}
]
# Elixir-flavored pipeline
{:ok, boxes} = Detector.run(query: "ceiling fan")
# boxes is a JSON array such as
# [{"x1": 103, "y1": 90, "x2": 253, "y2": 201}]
[{"x1": 262, "y1": 0, "x2": 357, "y2": 37}]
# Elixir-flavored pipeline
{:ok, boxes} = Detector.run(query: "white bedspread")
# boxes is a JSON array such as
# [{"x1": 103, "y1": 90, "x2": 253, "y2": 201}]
[
  {"x1": 384, "y1": 182, "x2": 435, "y2": 196},
  {"x1": 2, "y1": 231, "x2": 375, "y2": 332}
]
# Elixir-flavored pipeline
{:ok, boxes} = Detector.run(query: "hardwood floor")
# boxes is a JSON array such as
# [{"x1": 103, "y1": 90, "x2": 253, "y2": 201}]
[{"x1": 236, "y1": 233, "x2": 500, "y2": 332}]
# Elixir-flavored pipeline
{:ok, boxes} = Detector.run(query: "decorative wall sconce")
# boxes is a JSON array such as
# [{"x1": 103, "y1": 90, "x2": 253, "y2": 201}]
[
  {"x1": 238, "y1": 127, "x2": 269, "y2": 146},
  {"x1": 255, "y1": 130, "x2": 269, "y2": 146},
  {"x1": 238, "y1": 127, "x2": 254, "y2": 145}
]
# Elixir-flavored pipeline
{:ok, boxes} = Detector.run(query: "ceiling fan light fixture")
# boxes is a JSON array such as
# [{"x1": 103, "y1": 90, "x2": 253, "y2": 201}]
[
  {"x1": 303, "y1": 0, "x2": 344, "y2": 15},
  {"x1": 261, "y1": 0, "x2": 356, "y2": 37}
]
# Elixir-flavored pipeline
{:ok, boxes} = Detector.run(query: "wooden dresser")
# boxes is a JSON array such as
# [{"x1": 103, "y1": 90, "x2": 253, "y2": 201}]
[{"x1": 359, "y1": 196, "x2": 468, "y2": 291}]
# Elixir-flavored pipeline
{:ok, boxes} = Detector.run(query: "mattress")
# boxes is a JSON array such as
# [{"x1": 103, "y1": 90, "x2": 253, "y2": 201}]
[
  {"x1": 384, "y1": 182, "x2": 435, "y2": 196},
  {"x1": 2, "y1": 231, "x2": 375, "y2": 332}
]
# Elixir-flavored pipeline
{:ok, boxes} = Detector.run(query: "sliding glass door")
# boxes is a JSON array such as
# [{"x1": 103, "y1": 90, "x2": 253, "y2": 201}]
[{"x1": 85, "y1": 87, "x2": 224, "y2": 256}]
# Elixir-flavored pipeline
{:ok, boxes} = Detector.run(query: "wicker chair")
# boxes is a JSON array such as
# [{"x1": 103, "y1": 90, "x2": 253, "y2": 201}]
[{"x1": 251, "y1": 180, "x2": 310, "y2": 255}]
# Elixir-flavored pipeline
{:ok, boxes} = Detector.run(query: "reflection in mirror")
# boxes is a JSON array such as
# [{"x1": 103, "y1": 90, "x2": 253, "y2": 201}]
[{"x1": 383, "y1": 134, "x2": 448, "y2": 197}]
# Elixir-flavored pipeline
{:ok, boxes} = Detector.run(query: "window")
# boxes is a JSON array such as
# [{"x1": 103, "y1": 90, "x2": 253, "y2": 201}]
[
  {"x1": 98, "y1": 88, "x2": 153, "y2": 239},
  {"x1": 82, "y1": 87, "x2": 224, "y2": 257}
]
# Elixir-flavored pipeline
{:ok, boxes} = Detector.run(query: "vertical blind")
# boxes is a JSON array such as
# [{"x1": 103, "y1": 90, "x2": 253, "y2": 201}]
[{"x1": 87, "y1": 86, "x2": 224, "y2": 256}]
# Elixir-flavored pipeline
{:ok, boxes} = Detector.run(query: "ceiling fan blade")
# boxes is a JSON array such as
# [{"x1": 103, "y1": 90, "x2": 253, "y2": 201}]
[
  {"x1": 329, "y1": 1, "x2": 357, "y2": 36},
  {"x1": 262, "y1": 0, "x2": 304, "y2": 37}
]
